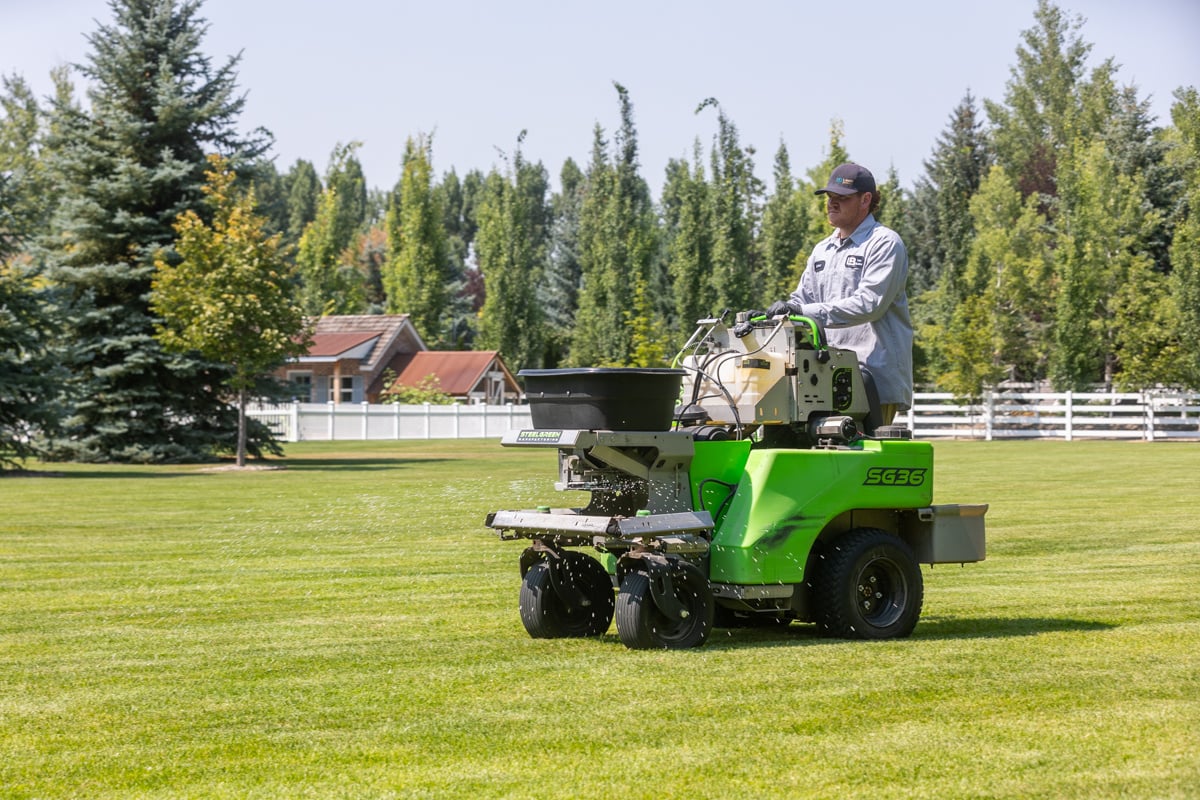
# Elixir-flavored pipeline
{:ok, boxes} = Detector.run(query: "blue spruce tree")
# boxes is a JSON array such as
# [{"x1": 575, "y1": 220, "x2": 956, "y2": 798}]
[{"x1": 42, "y1": 0, "x2": 269, "y2": 462}]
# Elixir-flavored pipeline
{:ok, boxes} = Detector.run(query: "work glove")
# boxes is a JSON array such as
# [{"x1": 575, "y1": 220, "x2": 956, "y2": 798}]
[
  {"x1": 734, "y1": 308, "x2": 767, "y2": 338},
  {"x1": 766, "y1": 299, "x2": 792, "y2": 318}
]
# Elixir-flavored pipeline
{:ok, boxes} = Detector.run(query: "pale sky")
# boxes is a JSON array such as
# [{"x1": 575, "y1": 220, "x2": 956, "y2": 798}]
[{"x1": 3, "y1": 0, "x2": 1198, "y2": 193}]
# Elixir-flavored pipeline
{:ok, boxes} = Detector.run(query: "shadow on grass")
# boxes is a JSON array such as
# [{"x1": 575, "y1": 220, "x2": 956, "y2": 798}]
[
  {"x1": 700, "y1": 615, "x2": 1116, "y2": 651},
  {"x1": 282, "y1": 457, "x2": 453, "y2": 471},
  {"x1": 912, "y1": 615, "x2": 1117, "y2": 640},
  {"x1": 3, "y1": 469, "x2": 194, "y2": 480},
  {"x1": 5, "y1": 456, "x2": 453, "y2": 477}
]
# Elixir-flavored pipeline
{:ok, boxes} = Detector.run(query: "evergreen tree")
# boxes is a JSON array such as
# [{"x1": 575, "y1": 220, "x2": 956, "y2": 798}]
[
  {"x1": 698, "y1": 98, "x2": 761, "y2": 313},
  {"x1": 437, "y1": 168, "x2": 467, "y2": 281},
  {"x1": 542, "y1": 158, "x2": 585, "y2": 366},
  {"x1": 248, "y1": 157, "x2": 289, "y2": 240},
  {"x1": 906, "y1": 181, "x2": 940, "y2": 298},
  {"x1": 284, "y1": 158, "x2": 321, "y2": 248},
  {"x1": 151, "y1": 156, "x2": 308, "y2": 466},
  {"x1": 437, "y1": 167, "x2": 484, "y2": 348},
  {"x1": 758, "y1": 142, "x2": 808, "y2": 299},
  {"x1": 384, "y1": 134, "x2": 450, "y2": 345},
  {"x1": 985, "y1": 0, "x2": 1114, "y2": 201},
  {"x1": 800, "y1": 120, "x2": 852, "y2": 248},
  {"x1": 571, "y1": 84, "x2": 658, "y2": 366},
  {"x1": 0, "y1": 176, "x2": 63, "y2": 469},
  {"x1": 1, "y1": 72, "x2": 72, "y2": 467},
  {"x1": 457, "y1": 168, "x2": 486, "y2": 321},
  {"x1": 326, "y1": 141, "x2": 369, "y2": 244},
  {"x1": 41, "y1": 0, "x2": 268, "y2": 462},
  {"x1": 662, "y1": 146, "x2": 714, "y2": 329},
  {"x1": 1103, "y1": 85, "x2": 1184, "y2": 274},
  {"x1": 908, "y1": 91, "x2": 990, "y2": 295},
  {"x1": 475, "y1": 139, "x2": 550, "y2": 373},
  {"x1": 874, "y1": 166, "x2": 910, "y2": 248},
  {"x1": 907, "y1": 92, "x2": 990, "y2": 384},
  {"x1": 1, "y1": 73, "x2": 58, "y2": 246}
]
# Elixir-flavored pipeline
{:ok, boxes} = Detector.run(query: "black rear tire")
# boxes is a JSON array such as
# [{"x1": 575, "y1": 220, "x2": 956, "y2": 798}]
[
  {"x1": 615, "y1": 563, "x2": 714, "y2": 649},
  {"x1": 518, "y1": 551, "x2": 614, "y2": 638},
  {"x1": 813, "y1": 528, "x2": 923, "y2": 639}
]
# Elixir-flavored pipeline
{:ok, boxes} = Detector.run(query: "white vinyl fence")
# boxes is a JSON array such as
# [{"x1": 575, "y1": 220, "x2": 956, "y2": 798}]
[
  {"x1": 248, "y1": 390, "x2": 1200, "y2": 443},
  {"x1": 902, "y1": 390, "x2": 1200, "y2": 441},
  {"x1": 247, "y1": 402, "x2": 534, "y2": 443}
]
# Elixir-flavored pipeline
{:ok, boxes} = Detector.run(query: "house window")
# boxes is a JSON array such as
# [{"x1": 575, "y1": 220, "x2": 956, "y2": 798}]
[
  {"x1": 329, "y1": 376, "x2": 356, "y2": 403},
  {"x1": 288, "y1": 371, "x2": 313, "y2": 401}
]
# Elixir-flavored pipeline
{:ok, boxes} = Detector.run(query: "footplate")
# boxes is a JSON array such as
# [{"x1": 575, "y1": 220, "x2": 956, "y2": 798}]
[{"x1": 486, "y1": 509, "x2": 714, "y2": 549}]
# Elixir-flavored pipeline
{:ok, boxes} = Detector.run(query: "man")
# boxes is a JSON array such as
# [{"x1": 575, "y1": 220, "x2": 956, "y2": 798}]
[{"x1": 761, "y1": 163, "x2": 913, "y2": 424}]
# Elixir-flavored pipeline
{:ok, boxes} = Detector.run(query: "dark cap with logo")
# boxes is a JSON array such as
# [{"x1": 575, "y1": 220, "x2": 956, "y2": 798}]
[{"x1": 815, "y1": 163, "x2": 876, "y2": 196}]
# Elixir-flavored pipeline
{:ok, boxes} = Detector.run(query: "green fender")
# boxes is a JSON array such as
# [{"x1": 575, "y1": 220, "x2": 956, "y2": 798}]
[{"x1": 690, "y1": 439, "x2": 934, "y2": 585}]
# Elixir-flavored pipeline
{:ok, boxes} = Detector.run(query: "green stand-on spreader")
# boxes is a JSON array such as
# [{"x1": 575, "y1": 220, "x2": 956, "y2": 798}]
[{"x1": 485, "y1": 314, "x2": 987, "y2": 649}]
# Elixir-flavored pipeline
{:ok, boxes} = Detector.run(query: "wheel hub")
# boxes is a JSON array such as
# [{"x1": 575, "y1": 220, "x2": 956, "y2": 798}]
[{"x1": 855, "y1": 557, "x2": 905, "y2": 627}]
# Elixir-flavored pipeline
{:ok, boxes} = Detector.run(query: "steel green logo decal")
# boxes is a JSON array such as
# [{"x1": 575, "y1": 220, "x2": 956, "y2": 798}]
[
  {"x1": 864, "y1": 467, "x2": 927, "y2": 487},
  {"x1": 516, "y1": 430, "x2": 563, "y2": 444}
]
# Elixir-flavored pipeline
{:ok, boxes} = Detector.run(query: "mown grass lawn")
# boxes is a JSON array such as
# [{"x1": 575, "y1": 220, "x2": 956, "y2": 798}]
[{"x1": 2, "y1": 439, "x2": 1198, "y2": 799}]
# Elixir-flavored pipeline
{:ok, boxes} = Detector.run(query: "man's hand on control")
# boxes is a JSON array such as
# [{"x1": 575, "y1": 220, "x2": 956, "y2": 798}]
[{"x1": 766, "y1": 300, "x2": 791, "y2": 318}]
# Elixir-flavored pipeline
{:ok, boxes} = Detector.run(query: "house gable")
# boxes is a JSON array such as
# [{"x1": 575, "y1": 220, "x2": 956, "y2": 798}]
[
  {"x1": 280, "y1": 315, "x2": 425, "y2": 403},
  {"x1": 388, "y1": 350, "x2": 520, "y2": 404},
  {"x1": 305, "y1": 332, "x2": 380, "y2": 361}
]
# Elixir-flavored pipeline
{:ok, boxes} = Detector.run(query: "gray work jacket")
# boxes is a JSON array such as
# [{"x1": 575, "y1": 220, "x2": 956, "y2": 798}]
[{"x1": 787, "y1": 214, "x2": 913, "y2": 407}]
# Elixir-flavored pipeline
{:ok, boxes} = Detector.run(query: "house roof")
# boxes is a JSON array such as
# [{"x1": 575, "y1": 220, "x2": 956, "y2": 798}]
[
  {"x1": 306, "y1": 332, "x2": 380, "y2": 359},
  {"x1": 391, "y1": 351, "x2": 517, "y2": 396},
  {"x1": 295, "y1": 315, "x2": 426, "y2": 371}
]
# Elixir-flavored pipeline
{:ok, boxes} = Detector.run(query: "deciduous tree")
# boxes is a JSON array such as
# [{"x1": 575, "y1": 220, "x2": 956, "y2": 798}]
[
  {"x1": 296, "y1": 185, "x2": 367, "y2": 314},
  {"x1": 295, "y1": 143, "x2": 370, "y2": 315},
  {"x1": 1164, "y1": 88, "x2": 1200, "y2": 387},
  {"x1": 935, "y1": 166, "x2": 1052, "y2": 395},
  {"x1": 1051, "y1": 138, "x2": 1163, "y2": 389},
  {"x1": 151, "y1": 155, "x2": 309, "y2": 466},
  {"x1": 384, "y1": 134, "x2": 450, "y2": 345}
]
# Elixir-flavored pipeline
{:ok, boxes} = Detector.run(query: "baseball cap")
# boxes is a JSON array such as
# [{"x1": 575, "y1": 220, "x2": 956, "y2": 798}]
[{"x1": 815, "y1": 163, "x2": 876, "y2": 196}]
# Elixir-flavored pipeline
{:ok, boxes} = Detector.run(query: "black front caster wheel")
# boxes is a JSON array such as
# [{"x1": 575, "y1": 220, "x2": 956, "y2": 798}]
[
  {"x1": 519, "y1": 551, "x2": 614, "y2": 638},
  {"x1": 615, "y1": 563, "x2": 714, "y2": 649}
]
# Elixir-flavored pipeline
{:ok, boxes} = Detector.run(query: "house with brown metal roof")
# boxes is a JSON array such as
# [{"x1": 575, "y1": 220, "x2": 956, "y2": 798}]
[
  {"x1": 278, "y1": 315, "x2": 520, "y2": 405},
  {"x1": 388, "y1": 350, "x2": 520, "y2": 405}
]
